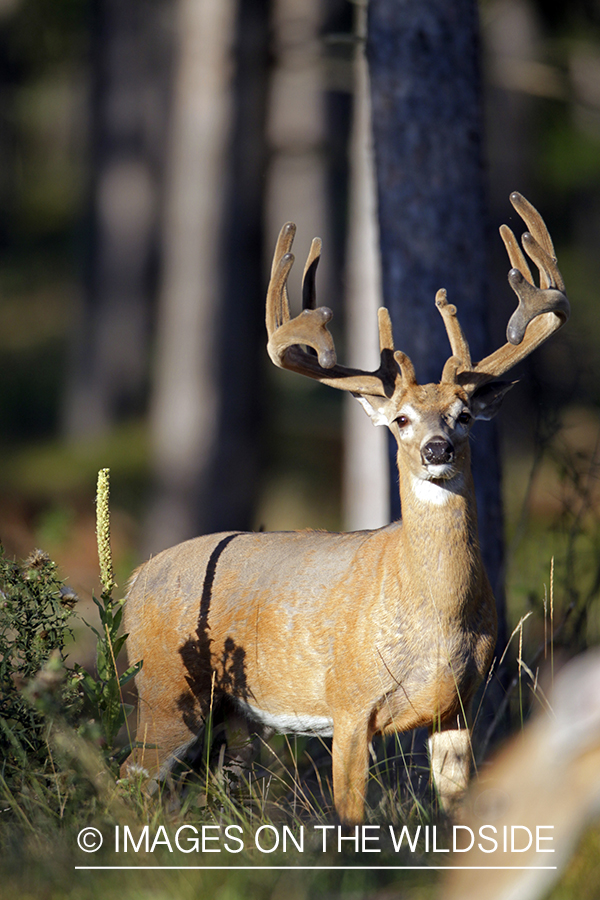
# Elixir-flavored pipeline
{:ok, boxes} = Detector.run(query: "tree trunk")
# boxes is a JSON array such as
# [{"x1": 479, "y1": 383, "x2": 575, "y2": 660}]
[
  {"x1": 202, "y1": 0, "x2": 271, "y2": 534},
  {"x1": 63, "y1": 0, "x2": 172, "y2": 437},
  {"x1": 367, "y1": 0, "x2": 507, "y2": 653},
  {"x1": 144, "y1": 0, "x2": 270, "y2": 554},
  {"x1": 144, "y1": 0, "x2": 237, "y2": 554},
  {"x1": 343, "y1": 1, "x2": 389, "y2": 531}
]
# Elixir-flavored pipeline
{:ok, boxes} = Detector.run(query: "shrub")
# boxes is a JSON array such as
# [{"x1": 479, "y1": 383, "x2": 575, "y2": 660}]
[{"x1": 0, "y1": 547, "x2": 79, "y2": 791}]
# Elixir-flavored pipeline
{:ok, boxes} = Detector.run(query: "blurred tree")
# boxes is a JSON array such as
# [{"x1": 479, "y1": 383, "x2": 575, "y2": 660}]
[
  {"x1": 143, "y1": 0, "x2": 236, "y2": 552},
  {"x1": 201, "y1": 0, "x2": 271, "y2": 535},
  {"x1": 63, "y1": 0, "x2": 172, "y2": 438},
  {"x1": 144, "y1": 0, "x2": 270, "y2": 553},
  {"x1": 343, "y1": 1, "x2": 389, "y2": 531},
  {"x1": 367, "y1": 0, "x2": 507, "y2": 656}
]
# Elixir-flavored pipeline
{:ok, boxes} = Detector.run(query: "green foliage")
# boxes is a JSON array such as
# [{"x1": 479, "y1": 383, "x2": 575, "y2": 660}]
[
  {"x1": 75, "y1": 468, "x2": 141, "y2": 767},
  {"x1": 0, "y1": 456, "x2": 598, "y2": 900},
  {"x1": 76, "y1": 593, "x2": 141, "y2": 766},
  {"x1": 0, "y1": 468, "x2": 140, "y2": 823},
  {"x1": 0, "y1": 546, "x2": 78, "y2": 789}
]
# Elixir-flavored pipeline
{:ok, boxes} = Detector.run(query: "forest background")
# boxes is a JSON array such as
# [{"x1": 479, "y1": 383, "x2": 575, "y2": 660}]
[
  {"x1": 2, "y1": 0, "x2": 599, "y2": 667},
  {"x1": 1, "y1": 0, "x2": 600, "y2": 896}
]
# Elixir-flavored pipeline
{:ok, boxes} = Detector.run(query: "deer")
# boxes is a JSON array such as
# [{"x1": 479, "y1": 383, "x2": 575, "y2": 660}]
[{"x1": 122, "y1": 193, "x2": 569, "y2": 824}]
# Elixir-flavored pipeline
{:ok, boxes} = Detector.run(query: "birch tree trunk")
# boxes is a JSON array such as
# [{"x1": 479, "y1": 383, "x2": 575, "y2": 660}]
[{"x1": 343, "y1": 1, "x2": 389, "y2": 531}]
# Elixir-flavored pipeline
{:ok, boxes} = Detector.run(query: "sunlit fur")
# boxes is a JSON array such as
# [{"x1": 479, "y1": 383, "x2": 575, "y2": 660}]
[
  {"x1": 123, "y1": 381, "x2": 499, "y2": 824},
  {"x1": 124, "y1": 195, "x2": 570, "y2": 823}
]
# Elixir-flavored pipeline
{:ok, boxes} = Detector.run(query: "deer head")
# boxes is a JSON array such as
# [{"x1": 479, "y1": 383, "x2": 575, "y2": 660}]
[{"x1": 266, "y1": 192, "x2": 569, "y2": 471}]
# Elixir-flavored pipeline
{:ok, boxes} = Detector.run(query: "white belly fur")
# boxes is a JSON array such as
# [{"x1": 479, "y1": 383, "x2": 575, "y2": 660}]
[{"x1": 235, "y1": 699, "x2": 334, "y2": 737}]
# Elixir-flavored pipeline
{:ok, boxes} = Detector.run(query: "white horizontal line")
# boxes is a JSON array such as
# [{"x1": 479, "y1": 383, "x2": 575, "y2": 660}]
[{"x1": 75, "y1": 866, "x2": 559, "y2": 871}]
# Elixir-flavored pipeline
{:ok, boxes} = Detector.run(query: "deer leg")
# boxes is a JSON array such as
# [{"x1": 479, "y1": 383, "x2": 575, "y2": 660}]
[
  {"x1": 220, "y1": 708, "x2": 274, "y2": 783},
  {"x1": 332, "y1": 714, "x2": 371, "y2": 824},
  {"x1": 121, "y1": 689, "x2": 205, "y2": 781},
  {"x1": 428, "y1": 710, "x2": 472, "y2": 813}
]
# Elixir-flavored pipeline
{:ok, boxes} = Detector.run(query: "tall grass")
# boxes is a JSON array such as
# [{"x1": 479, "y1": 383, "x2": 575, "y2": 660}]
[{"x1": 0, "y1": 420, "x2": 599, "y2": 900}]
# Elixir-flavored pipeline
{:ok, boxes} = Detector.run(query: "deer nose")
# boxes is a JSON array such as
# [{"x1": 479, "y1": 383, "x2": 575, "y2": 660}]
[{"x1": 421, "y1": 437, "x2": 454, "y2": 466}]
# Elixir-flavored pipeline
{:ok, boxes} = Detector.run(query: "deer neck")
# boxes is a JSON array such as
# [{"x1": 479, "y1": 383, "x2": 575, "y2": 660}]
[{"x1": 394, "y1": 457, "x2": 484, "y2": 604}]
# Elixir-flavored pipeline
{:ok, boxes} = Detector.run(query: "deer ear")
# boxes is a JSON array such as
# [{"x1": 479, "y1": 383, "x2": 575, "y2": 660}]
[
  {"x1": 353, "y1": 394, "x2": 393, "y2": 427},
  {"x1": 471, "y1": 381, "x2": 516, "y2": 421}
]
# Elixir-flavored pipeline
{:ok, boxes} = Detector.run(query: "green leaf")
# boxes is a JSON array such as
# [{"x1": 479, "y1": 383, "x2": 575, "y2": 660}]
[
  {"x1": 118, "y1": 660, "x2": 142, "y2": 687},
  {"x1": 110, "y1": 634, "x2": 127, "y2": 659}
]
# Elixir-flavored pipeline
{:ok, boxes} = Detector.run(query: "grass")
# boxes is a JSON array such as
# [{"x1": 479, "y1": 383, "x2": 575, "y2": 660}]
[
  {"x1": 1, "y1": 403, "x2": 600, "y2": 899},
  {"x1": 0, "y1": 513, "x2": 442, "y2": 898}
]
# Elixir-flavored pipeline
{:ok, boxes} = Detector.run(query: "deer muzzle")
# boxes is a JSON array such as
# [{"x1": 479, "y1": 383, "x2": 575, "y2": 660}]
[{"x1": 421, "y1": 437, "x2": 455, "y2": 468}]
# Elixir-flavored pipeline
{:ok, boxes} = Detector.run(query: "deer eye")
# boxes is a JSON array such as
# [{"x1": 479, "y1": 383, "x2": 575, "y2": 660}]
[
  {"x1": 457, "y1": 410, "x2": 472, "y2": 425},
  {"x1": 396, "y1": 415, "x2": 410, "y2": 428}
]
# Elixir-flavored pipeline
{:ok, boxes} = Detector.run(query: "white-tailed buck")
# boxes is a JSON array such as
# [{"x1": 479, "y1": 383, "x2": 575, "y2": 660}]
[{"x1": 123, "y1": 193, "x2": 569, "y2": 823}]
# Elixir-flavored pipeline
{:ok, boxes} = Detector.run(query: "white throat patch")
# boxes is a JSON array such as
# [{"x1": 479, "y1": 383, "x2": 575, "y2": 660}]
[{"x1": 411, "y1": 474, "x2": 464, "y2": 506}]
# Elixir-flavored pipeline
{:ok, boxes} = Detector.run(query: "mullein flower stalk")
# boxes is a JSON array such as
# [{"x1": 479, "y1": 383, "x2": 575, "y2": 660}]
[{"x1": 96, "y1": 468, "x2": 116, "y2": 598}]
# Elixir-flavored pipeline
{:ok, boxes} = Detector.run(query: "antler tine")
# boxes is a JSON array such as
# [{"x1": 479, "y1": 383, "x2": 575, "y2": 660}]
[
  {"x1": 441, "y1": 356, "x2": 462, "y2": 385},
  {"x1": 374, "y1": 306, "x2": 416, "y2": 387},
  {"x1": 266, "y1": 227, "x2": 412, "y2": 403},
  {"x1": 266, "y1": 222, "x2": 296, "y2": 335},
  {"x1": 435, "y1": 289, "x2": 472, "y2": 370},
  {"x1": 302, "y1": 237, "x2": 322, "y2": 310},
  {"x1": 507, "y1": 193, "x2": 565, "y2": 298},
  {"x1": 521, "y1": 232, "x2": 565, "y2": 293},
  {"x1": 503, "y1": 192, "x2": 569, "y2": 346},
  {"x1": 499, "y1": 224, "x2": 534, "y2": 285},
  {"x1": 377, "y1": 306, "x2": 394, "y2": 352},
  {"x1": 509, "y1": 191, "x2": 558, "y2": 281},
  {"x1": 270, "y1": 221, "x2": 296, "y2": 279},
  {"x1": 457, "y1": 193, "x2": 570, "y2": 390},
  {"x1": 266, "y1": 226, "x2": 336, "y2": 371}
]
